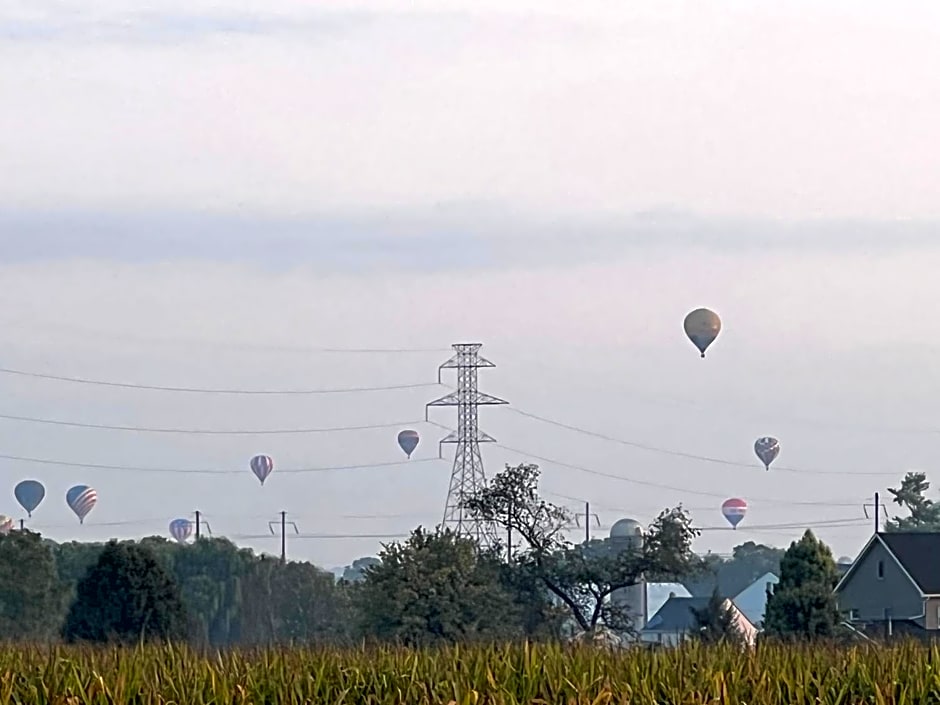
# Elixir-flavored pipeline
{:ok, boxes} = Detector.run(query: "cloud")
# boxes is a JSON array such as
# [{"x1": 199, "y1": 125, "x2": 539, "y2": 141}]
[
  {"x1": 3, "y1": 2, "x2": 940, "y2": 217},
  {"x1": 1, "y1": 208, "x2": 939, "y2": 275}
]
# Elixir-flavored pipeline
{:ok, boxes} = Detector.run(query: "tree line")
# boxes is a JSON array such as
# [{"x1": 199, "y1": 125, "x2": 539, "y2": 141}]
[{"x1": 0, "y1": 462, "x2": 883, "y2": 646}]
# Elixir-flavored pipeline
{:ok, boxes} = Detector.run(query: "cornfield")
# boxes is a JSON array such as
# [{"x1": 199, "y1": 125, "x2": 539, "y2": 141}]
[{"x1": 0, "y1": 641, "x2": 938, "y2": 704}]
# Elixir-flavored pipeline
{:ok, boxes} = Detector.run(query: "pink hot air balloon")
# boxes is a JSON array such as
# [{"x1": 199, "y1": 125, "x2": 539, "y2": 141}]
[
  {"x1": 721, "y1": 498, "x2": 747, "y2": 529},
  {"x1": 250, "y1": 454, "x2": 274, "y2": 485}
]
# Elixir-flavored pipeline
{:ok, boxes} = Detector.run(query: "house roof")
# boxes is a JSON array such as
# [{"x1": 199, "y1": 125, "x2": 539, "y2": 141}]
[
  {"x1": 879, "y1": 532, "x2": 940, "y2": 594},
  {"x1": 643, "y1": 597, "x2": 713, "y2": 632},
  {"x1": 835, "y1": 532, "x2": 940, "y2": 596},
  {"x1": 647, "y1": 582, "x2": 692, "y2": 619}
]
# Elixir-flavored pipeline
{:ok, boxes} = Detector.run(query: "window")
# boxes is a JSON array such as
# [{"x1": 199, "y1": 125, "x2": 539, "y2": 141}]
[{"x1": 877, "y1": 560, "x2": 884, "y2": 579}]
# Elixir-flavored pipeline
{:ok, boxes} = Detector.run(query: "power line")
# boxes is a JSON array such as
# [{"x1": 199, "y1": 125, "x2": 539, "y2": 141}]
[
  {"x1": 492, "y1": 442, "x2": 867, "y2": 507},
  {"x1": 0, "y1": 452, "x2": 445, "y2": 474},
  {"x1": 0, "y1": 412, "x2": 423, "y2": 435},
  {"x1": 0, "y1": 366, "x2": 442, "y2": 395},
  {"x1": 503, "y1": 406, "x2": 899, "y2": 476},
  {"x1": 425, "y1": 419, "x2": 868, "y2": 507}
]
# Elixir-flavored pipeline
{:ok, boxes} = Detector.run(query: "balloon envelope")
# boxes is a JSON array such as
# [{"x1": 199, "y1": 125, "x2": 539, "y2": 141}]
[
  {"x1": 0, "y1": 515, "x2": 12, "y2": 534},
  {"x1": 721, "y1": 498, "x2": 747, "y2": 529},
  {"x1": 169, "y1": 518, "x2": 194, "y2": 544},
  {"x1": 754, "y1": 437, "x2": 780, "y2": 470},
  {"x1": 683, "y1": 308, "x2": 722, "y2": 357},
  {"x1": 14, "y1": 480, "x2": 45, "y2": 517},
  {"x1": 397, "y1": 429, "x2": 420, "y2": 458},
  {"x1": 250, "y1": 454, "x2": 274, "y2": 485},
  {"x1": 66, "y1": 485, "x2": 97, "y2": 524}
]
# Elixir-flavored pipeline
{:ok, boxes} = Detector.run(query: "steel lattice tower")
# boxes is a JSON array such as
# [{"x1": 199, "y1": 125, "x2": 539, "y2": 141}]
[{"x1": 426, "y1": 343, "x2": 508, "y2": 547}]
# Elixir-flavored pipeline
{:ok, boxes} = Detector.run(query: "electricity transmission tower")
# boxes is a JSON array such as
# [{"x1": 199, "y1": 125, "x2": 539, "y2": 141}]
[{"x1": 426, "y1": 343, "x2": 508, "y2": 548}]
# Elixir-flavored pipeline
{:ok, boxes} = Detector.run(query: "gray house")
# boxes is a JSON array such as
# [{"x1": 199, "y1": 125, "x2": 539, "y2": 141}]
[{"x1": 834, "y1": 532, "x2": 940, "y2": 638}]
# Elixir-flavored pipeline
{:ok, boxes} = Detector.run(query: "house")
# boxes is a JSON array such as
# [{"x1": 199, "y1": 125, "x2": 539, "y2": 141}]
[
  {"x1": 646, "y1": 582, "x2": 692, "y2": 620},
  {"x1": 640, "y1": 596, "x2": 758, "y2": 646},
  {"x1": 834, "y1": 532, "x2": 940, "y2": 639},
  {"x1": 731, "y1": 572, "x2": 778, "y2": 628}
]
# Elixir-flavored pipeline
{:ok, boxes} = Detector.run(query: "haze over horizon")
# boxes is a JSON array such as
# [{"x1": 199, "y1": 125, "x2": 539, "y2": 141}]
[{"x1": 2, "y1": 0, "x2": 940, "y2": 568}]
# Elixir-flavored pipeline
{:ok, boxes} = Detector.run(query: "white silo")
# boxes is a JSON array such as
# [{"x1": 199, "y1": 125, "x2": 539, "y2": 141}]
[{"x1": 609, "y1": 518, "x2": 647, "y2": 637}]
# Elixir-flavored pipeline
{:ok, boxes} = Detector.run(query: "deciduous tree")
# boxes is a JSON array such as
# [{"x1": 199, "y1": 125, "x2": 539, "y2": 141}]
[{"x1": 63, "y1": 540, "x2": 188, "y2": 643}]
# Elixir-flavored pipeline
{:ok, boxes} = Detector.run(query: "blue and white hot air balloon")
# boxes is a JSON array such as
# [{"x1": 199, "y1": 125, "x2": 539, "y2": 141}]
[
  {"x1": 169, "y1": 518, "x2": 194, "y2": 544},
  {"x1": 66, "y1": 485, "x2": 97, "y2": 524},
  {"x1": 250, "y1": 454, "x2": 274, "y2": 485},
  {"x1": 14, "y1": 480, "x2": 45, "y2": 517},
  {"x1": 397, "y1": 430, "x2": 420, "y2": 458}
]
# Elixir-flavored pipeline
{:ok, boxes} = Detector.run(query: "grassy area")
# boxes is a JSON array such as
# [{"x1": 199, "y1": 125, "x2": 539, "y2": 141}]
[{"x1": 0, "y1": 641, "x2": 936, "y2": 703}]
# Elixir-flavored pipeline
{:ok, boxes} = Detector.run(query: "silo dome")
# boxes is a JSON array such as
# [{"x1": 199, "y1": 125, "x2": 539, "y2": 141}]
[{"x1": 610, "y1": 518, "x2": 643, "y2": 540}]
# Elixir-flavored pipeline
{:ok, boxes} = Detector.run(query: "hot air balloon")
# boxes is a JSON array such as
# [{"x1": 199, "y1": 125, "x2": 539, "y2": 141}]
[
  {"x1": 14, "y1": 480, "x2": 45, "y2": 517},
  {"x1": 0, "y1": 515, "x2": 13, "y2": 534},
  {"x1": 721, "y1": 498, "x2": 747, "y2": 529},
  {"x1": 169, "y1": 518, "x2": 194, "y2": 544},
  {"x1": 397, "y1": 429, "x2": 420, "y2": 458},
  {"x1": 250, "y1": 454, "x2": 274, "y2": 485},
  {"x1": 754, "y1": 436, "x2": 780, "y2": 470},
  {"x1": 683, "y1": 308, "x2": 722, "y2": 358},
  {"x1": 66, "y1": 485, "x2": 97, "y2": 524}
]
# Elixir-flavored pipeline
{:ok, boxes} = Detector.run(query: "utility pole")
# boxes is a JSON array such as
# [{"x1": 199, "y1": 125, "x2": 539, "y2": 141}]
[
  {"x1": 268, "y1": 512, "x2": 299, "y2": 563},
  {"x1": 863, "y1": 493, "x2": 887, "y2": 534},
  {"x1": 193, "y1": 511, "x2": 212, "y2": 539},
  {"x1": 427, "y1": 343, "x2": 508, "y2": 549},
  {"x1": 574, "y1": 502, "x2": 601, "y2": 543}
]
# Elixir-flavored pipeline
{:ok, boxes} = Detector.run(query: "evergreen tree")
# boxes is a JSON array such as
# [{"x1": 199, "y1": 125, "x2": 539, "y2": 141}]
[
  {"x1": 885, "y1": 472, "x2": 940, "y2": 531},
  {"x1": 62, "y1": 540, "x2": 188, "y2": 644},
  {"x1": 690, "y1": 589, "x2": 743, "y2": 645},
  {"x1": 762, "y1": 529, "x2": 840, "y2": 640}
]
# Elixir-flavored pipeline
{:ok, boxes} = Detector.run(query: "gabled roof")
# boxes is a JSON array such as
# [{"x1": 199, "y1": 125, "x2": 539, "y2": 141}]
[
  {"x1": 879, "y1": 533, "x2": 940, "y2": 594},
  {"x1": 643, "y1": 597, "x2": 712, "y2": 632},
  {"x1": 835, "y1": 532, "x2": 940, "y2": 596},
  {"x1": 647, "y1": 582, "x2": 692, "y2": 619}
]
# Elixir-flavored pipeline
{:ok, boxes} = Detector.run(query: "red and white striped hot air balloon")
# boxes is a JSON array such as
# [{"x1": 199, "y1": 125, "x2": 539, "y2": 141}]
[{"x1": 66, "y1": 485, "x2": 97, "y2": 524}]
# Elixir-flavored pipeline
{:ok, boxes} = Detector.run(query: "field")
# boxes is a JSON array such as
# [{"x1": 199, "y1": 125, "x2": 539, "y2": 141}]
[{"x1": 0, "y1": 641, "x2": 937, "y2": 704}]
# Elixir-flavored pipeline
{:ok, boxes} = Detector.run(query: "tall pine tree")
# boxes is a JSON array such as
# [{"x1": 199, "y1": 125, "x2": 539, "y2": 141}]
[{"x1": 762, "y1": 529, "x2": 840, "y2": 640}]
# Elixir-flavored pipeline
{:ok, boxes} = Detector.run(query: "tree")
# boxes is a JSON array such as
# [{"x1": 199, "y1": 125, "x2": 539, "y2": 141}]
[
  {"x1": 885, "y1": 472, "x2": 940, "y2": 531},
  {"x1": 352, "y1": 527, "x2": 532, "y2": 646},
  {"x1": 683, "y1": 542, "x2": 785, "y2": 598},
  {"x1": 0, "y1": 530, "x2": 64, "y2": 640},
  {"x1": 690, "y1": 589, "x2": 744, "y2": 645},
  {"x1": 343, "y1": 557, "x2": 381, "y2": 583},
  {"x1": 465, "y1": 463, "x2": 701, "y2": 635},
  {"x1": 170, "y1": 537, "x2": 253, "y2": 647},
  {"x1": 762, "y1": 529, "x2": 840, "y2": 640},
  {"x1": 62, "y1": 540, "x2": 188, "y2": 643}
]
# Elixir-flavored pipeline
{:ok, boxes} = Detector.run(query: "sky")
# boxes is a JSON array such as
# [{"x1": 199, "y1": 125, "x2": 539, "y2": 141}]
[{"x1": 2, "y1": 1, "x2": 940, "y2": 569}]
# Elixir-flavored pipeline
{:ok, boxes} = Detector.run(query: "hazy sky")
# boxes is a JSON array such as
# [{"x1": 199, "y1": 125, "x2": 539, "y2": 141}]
[{"x1": 2, "y1": 1, "x2": 940, "y2": 568}]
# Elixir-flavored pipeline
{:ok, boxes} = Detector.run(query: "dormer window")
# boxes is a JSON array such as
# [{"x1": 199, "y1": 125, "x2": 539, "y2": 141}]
[{"x1": 877, "y1": 560, "x2": 884, "y2": 580}]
